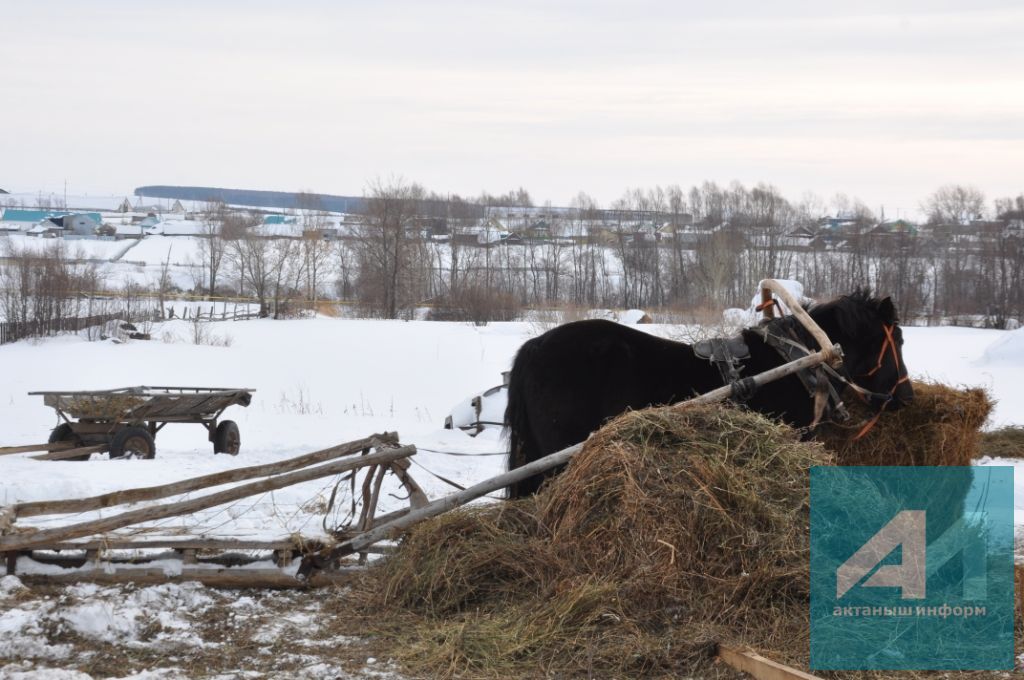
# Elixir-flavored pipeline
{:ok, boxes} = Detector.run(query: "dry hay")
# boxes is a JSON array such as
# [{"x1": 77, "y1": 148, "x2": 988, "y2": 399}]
[
  {"x1": 979, "y1": 426, "x2": 1024, "y2": 459},
  {"x1": 817, "y1": 380, "x2": 992, "y2": 467},
  {"x1": 346, "y1": 383, "x2": 1009, "y2": 678},
  {"x1": 351, "y1": 405, "x2": 826, "y2": 678}
]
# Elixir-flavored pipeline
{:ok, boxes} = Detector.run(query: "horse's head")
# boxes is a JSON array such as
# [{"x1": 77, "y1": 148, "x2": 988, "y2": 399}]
[{"x1": 818, "y1": 290, "x2": 914, "y2": 410}]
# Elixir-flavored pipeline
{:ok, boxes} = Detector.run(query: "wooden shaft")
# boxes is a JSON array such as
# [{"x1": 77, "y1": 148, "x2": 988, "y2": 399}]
[
  {"x1": 673, "y1": 346, "x2": 839, "y2": 408},
  {"x1": 718, "y1": 644, "x2": 824, "y2": 680},
  {"x1": 311, "y1": 346, "x2": 838, "y2": 567},
  {"x1": 0, "y1": 442, "x2": 74, "y2": 457},
  {"x1": 11, "y1": 432, "x2": 398, "y2": 519},
  {"x1": 759, "y1": 279, "x2": 841, "y2": 367},
  {"x1": 32, "y1": 445, "x2": 106, "y2": 461},
  {"x1": 760, "y1": 286, "x2": 775, "y2": 321},
  {"x1": 18, "y1": 568, "x2": 354, "y2": 589},
  {"x1": 318, "y1": 442, "x2": 584, "y2": 560},
  {"x1": 0, "y1": 445, "x2": 415, "y2": 552},
  {"x1": 25, "y1": 538, "x2": 307, "y2": 551}
]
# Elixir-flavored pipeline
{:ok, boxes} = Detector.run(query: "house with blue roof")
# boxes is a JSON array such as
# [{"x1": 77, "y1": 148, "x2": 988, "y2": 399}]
[
  {"x1": 0, "y1": 209, "x2": 102, "y2": 235},
  {"x1": 0, "y1": 209, "x2": 68, "y2": 232}
]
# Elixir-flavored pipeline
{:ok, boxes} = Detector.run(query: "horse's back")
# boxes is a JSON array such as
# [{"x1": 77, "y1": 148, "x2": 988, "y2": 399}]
[{"x1": 505, "y1": 320, "x2": 702, "y2": 497}]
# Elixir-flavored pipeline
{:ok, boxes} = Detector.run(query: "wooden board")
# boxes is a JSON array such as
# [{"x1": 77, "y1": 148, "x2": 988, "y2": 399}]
[
  {"x1": 18, "y1": 567, "x2": 353, "y2": 589},
  {"x1": 0, "y1": 442, "x2": 74, "y2": 457},
  {"x1": 32, "y1": 445, "x2": 106, "y2": 461},
  {"x1": 718, "y1": 645, "x2": 824, "y2": 680}
]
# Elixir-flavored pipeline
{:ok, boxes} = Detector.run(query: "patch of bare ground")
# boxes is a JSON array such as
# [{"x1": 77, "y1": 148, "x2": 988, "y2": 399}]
[{"x1": 0, "y1": 580, "x2": 405, "y2": 679}]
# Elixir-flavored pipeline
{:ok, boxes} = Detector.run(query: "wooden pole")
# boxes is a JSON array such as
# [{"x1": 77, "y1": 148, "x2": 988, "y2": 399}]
[
  {"x1": 0, "y1": 445, "x2": 415, "y2": 552},
  {"x1": 32, "y1": 445, "x2": 106, "y2": 461},
  {"x1": 312, "y1": 442, "x2": 584, "y2": 564},
  {"x1": 19, "y1": 567, "x2": 354, "y2": 589},
  {"x1": 668, "y1": 345, "x2": 841, "y2": 409},
  {"x1": 11, "y1": 432, "x2": 398, "y2": 519},
  {"x1": 759, "y1": 278, "x2": 841, "y2": 368},
  {"x1": 0, "y1": 442, "x2": 75, "y2": 457},
  {"x1": 306, "y1": 345, "x2": 840, "y2": 569},
  {"x1": 718, "y1": 645, "x2": 825, "y2": 680}
]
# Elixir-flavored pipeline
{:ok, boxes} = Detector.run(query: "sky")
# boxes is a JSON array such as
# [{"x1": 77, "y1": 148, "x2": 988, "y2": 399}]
[{"x1": 2, "y1": 0, "x2": 1023, "y2": 216}]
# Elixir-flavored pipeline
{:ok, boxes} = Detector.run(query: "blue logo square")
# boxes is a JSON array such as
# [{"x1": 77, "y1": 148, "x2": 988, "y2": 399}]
[{"x1": 810, "y1": 466, "x2": 1014, "y2": 670}]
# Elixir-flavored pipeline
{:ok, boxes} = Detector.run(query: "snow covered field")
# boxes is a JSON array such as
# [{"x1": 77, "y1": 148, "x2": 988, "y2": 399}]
[{"x1": 0, "y1": 316, "x2": 1022, "y2": 678}]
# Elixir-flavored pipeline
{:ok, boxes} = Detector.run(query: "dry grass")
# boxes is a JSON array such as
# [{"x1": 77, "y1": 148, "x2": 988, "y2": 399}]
[
  {"x1": 342, "y1": 389, "x2": 1018, "y2": 679},
  {"x1": 979, "y1": 426, "x2": 1024, "y2": 459},
  {"x1": 817, "y1": 381, "x2": 992, "y2": 467},
  {"x1": 350, "y1": 405, "x2": 824, "y2": 678}
]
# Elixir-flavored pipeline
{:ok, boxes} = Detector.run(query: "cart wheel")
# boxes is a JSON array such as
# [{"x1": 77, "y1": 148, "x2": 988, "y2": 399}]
[
  {"x1": 109, "y1": 426, "x2": 156, "y2": 459},
  {"x1": 213, "y1": 420, "x2": 241, "y2": 455},
  {"x1": 49, "y1": 424, "x2": 90, "y2": 462}
]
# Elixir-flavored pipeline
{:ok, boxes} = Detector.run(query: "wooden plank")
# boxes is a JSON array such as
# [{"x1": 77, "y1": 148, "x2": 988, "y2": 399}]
[
  {"x1": 31, "y1": 445, "x2": 106, "y2": 461},
  {"x1": 33, "y1": 538, "x2": 304, "y2": 552},
  {"x1": 12, "y1": 431, "x2": 398, "y2": 518},
  {"x1": 718, "y1": 645, "x2": 824, "y2": 680},
  {"x1": 0, "y1": 442, "x2": 74, "y2": 457},
  {"x1": 0, "y1": 445, "x2": 416, "y2": 552},
  {"x1": 18, "y1": 567, "x2": 354, "y2": 589}
]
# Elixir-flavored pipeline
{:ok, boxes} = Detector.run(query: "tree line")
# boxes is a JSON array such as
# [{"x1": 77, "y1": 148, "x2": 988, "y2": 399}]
[{"x1": 2, "y1": 179, "x2": 1022, "y2": 329}]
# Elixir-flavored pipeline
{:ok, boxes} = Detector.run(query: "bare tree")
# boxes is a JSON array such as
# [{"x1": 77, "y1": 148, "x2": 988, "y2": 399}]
[
  {"x1": 354, "y1": 177, "x2": 427, "y2": 318},
  {"x1": 195, "y1": 201, "x2": 227, "y2": 298},
  {"x1": 922, "y1": 184, "x2": 986, "y2": 225},
  {"x1": 223, "y1": 211, "x2": 272, "y2": 316}
]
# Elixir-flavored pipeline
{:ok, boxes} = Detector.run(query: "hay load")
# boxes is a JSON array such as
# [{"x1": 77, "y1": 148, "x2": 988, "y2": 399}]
[
  {"x1": 348, "y1": 380, "x2": 1004, "y2": 677},
  {"x1": 354, "y1": 405, "x2": 828, "y2": 677},
  {"x1": 819, "y1": 380, "x2": 992, "y2": 466}
]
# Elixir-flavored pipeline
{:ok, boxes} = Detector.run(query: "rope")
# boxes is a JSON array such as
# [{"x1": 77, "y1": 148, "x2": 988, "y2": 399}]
[
  {"x1": 409, "y1": 458, "x2": 467, "y2": 491},
  {"x1": 417, "y1": 446, "x2": 507, "y2": 457},
  {"x1": 409, "y1": 458, "x2": 505, "y2": 501}
]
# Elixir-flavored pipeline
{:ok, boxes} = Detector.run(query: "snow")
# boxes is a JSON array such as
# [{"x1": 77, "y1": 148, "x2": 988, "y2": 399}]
[
  {"x1": 748, "y1": 278, "x2": 811, "y2": 314},
  {"x1": 982, "y1": 326, "x2": 1024, "y2": 364},
  {"x1": 0, "y1": 316, "x2": 1020, "y2": 537},
  {"x1": 0, "y1": 310, "x2": 1022, "y2": 677}
]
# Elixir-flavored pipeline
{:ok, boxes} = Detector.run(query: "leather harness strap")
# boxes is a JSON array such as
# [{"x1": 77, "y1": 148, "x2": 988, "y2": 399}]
[
  {"x1": 695, "y1": 312, "x2": 906, "y2": 439},
  {"x1": 755, "y1": 318, "x2": 849, "y2": 428},
  {"x1": 693, "y1": 336, "x2": 751, "y2": 399}
]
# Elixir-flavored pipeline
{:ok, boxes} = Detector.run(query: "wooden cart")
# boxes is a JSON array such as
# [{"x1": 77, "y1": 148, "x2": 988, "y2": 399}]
[{"x1": 29, "y1": 386, "x2": 255, "y2": 460}]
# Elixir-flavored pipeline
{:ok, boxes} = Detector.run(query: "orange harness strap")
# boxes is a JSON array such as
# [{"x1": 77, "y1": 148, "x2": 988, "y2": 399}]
[
  {"x1": 862, "y1": 324, "x2": 899, "y2": 377},
  {"x1": 851, "y1": 323, "x2": 909, "y2": 441}
]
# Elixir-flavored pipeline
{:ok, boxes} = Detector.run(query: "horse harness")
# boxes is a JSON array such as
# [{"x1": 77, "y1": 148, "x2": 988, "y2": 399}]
[
  {"x1": 694, "y1": 317, "x2": 849, "y2": 428},
  {"x1": 693, "y1": 336, "x2": 750, "y2": 388},
  {"x1": 754, "y1": 318, "x2": 850, "y2": 428}
]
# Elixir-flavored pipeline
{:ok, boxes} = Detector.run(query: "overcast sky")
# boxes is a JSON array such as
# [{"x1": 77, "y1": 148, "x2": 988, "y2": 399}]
[{"x1": 3, "y1": 1, "x2": 1022, "y2": 216}]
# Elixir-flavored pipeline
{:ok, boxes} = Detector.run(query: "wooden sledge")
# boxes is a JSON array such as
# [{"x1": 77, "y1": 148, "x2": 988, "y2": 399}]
[{"x1": 0, "y1": 431, "x2": 428, "y2": 588}]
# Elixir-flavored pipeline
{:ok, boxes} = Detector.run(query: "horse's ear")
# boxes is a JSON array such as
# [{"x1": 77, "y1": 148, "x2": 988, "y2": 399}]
[{"x1": 877, "y1": 296, "x2": 896, "y2": 323}]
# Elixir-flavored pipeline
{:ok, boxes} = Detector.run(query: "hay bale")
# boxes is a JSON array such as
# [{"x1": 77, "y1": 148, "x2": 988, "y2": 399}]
[
  {"x1": 979, "y1": 426, "x2": 1024, "y2": 459},
  {"x1": 818, "y1": 381, "x2": 992, "y2": 467},
  {"x1": 354, "y1": 405, "x2": 828, "y2": 677}
]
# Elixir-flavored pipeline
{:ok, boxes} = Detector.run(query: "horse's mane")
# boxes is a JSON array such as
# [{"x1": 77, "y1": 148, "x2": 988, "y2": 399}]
[{"x1": 802, "y1": 287, "x2": 896, "y2": 339}]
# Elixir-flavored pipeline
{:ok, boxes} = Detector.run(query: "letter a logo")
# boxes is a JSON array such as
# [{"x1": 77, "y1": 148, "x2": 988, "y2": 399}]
[{"x1": 836, "y1": 510, "x2": 926, "y2": 599}]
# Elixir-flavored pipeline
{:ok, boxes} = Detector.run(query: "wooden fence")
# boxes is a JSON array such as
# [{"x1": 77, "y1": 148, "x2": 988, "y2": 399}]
[{"x1": 0, "y1": 312, "x2": 128, "y2": 346}]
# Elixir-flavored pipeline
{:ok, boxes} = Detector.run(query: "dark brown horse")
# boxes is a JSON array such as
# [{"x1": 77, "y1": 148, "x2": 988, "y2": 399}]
[{"x1": 504, "y1": 290, "x2": 913, "y2": 498}]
